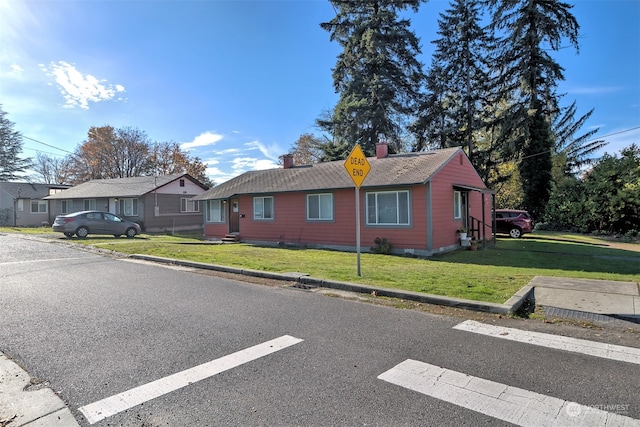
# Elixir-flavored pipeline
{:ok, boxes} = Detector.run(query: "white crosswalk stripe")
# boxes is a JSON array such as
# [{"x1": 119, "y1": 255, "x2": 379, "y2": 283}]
[
  {"x1": 379, "y1": 359, "x2": 640, "y2": 427},
  {"x1": 453, "y1": 320, "x2": 640, "y2": 365},
  {"x1": 78, "y1": 335, "x2": 303, "y2": 424}
]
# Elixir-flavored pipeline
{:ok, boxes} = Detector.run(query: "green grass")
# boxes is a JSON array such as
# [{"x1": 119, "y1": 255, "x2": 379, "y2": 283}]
[{"x1": 3, "y1": 228, "x2": 638, "y2": 304}]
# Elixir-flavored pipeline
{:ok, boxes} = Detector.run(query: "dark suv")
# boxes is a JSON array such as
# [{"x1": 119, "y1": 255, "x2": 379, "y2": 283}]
[{"x1": 495, "y1": 209, "x2": 533, "y2": 238}]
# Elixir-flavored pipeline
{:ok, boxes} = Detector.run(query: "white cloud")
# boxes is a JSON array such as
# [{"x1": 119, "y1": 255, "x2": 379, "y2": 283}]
[
  {"x1": 181, "y1": 131, "x2": 223, "y2": 150},
  {"x1": 40, "y1": 61, "x2": 126, "y2": 109},
  {"x1": 568, "y1": 86, "x2": 623, "y2": 95},
  {"x1": 244, "y1": 140, "x2": 283, "y2": 161},
  {"x1": 8, "y1": 64, "x2": 23, "y2": 77},
  {"x1": 213, "y1": 147, "x2": 241, "y2": 155}
]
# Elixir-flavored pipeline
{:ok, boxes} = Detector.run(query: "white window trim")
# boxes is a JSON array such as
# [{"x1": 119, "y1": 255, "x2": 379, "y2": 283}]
[
  {"x1": 181, "y1": 198, "x2": 199, "y2": 213},
  {"x1": 83, "y1": 199, "x2": 96, "y2": 211},
  {"x1": 119, "y1": 198, "x2": 138, "y2": 216},
  {"x1": 61, "y1": 200, "x2": 73, "y2": 214},
  {"x1": 453, "y1": 190, "x2": 462, "y2": 220},
  {"x1": 30, "y1": 200, "x2": 48, "y2": 214},
  {"x1": 253, "y1": 196, "x2": 274, "y2": 220},
  {"x1": 205, "y1": 200, "x2": 225, "y2": 223},
  {"x1": 365, "y1": 190, "x2": 410, "y2": 226},
  {"x1": 306, "y1": 193, "x2": 334, "y2": 221}
]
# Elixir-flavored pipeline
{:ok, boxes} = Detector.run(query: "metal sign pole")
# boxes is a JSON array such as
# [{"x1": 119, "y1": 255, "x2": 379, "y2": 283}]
[{"x1": 355, "y1": 186, "x2": 361, "y2": 276}]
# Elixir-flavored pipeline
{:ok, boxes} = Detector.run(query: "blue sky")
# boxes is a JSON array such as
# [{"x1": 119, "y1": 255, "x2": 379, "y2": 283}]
[{"x1": 1, "y1": 0, "x2": 638, "y2": 184}]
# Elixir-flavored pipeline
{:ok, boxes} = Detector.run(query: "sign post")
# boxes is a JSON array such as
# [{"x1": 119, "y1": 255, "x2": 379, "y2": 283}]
[{"x1": 343, "y1": 144, "x2": 371, "y2": 276}]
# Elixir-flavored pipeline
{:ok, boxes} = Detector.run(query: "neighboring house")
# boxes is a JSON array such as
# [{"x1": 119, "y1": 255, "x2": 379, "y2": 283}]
[
  {"x1": 0, "y1": 182, "x2": 71, "y2": 227},
  {"x1": 45, "y1": 174, "x2": 209, "y2": 233},
  {"x1": 193, "y1": 144, "x2": 494, "y2": 256}
]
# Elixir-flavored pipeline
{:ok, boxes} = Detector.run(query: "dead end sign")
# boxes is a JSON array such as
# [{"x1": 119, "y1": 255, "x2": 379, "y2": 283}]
[{"x1": 344, "y1": 144, "x2": 371, "y2": 188}]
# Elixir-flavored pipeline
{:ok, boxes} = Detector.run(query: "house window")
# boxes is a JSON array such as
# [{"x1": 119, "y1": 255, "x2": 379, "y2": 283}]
[
  {"x1": 179, "y1": 179, "x2": 185, "y2": 187},
  {"x1": 453, "y1": 191, "x2": 462, "y2": 219},
  {"x1": 205, "y1": 200, "x2": 225, "y2": 223},
  {"x1": 83, "y1": 199, "x2": 96, "y2": 210},
  {"x1": 181, "y1": 198, "x2": 199, "y2": 213},
  {"x1": 366, "y1": 190, "x2": 410, "y2": 225},
  {"x1": 307, "y1": 193, "x2": 333, "y2": 221},
  {"x1": 30, "y1": 200, "x2": 47, "y2": 214},
  {"x1": 61, "y1": 200, "x2": 73, "y2": 214},
  {"x1": 119, "y1": 198, "x2": 138, "y2": 216},
  {"x1": 253, "y1": 196, "x2": 274, "y2": 220}
]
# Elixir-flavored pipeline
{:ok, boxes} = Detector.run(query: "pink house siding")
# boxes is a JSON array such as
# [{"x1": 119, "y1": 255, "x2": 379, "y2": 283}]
[{"x1": 197, "y1": 147, "x2": 493, "y2": 256}]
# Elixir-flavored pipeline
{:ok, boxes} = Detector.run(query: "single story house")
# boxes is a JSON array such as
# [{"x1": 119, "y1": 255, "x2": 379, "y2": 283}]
[
  {"x1": 193, "y1": 144, "x2": 494, "y2": 256},
  {"x1": 0, "y1": 182, "x2": 71, "y2": 227},
  {"x1": 45, "y1": 174, "x2": 209, "y2": 232}
]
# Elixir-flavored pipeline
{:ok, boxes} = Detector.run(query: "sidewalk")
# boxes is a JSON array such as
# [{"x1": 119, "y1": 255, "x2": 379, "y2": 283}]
[
  {"x1": 531, "y1": 276, "x2": 640, "y2": 325},
  {"x1": 0, "y1": 353, "x2": 79, "y2": 427}
]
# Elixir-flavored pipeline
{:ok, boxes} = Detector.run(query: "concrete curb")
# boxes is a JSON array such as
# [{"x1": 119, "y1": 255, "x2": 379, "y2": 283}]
[
  {"x1": 0, "y1": 353, "x2": 80, "y2": 427},
  {"x1": 129, "y1": 254, "x2": 533, "y2": 315}
]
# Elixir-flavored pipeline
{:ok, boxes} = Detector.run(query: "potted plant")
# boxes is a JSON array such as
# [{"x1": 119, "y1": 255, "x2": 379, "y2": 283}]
[{"x1": 457, "y1": 226, "x2": 468, "y2": 240}]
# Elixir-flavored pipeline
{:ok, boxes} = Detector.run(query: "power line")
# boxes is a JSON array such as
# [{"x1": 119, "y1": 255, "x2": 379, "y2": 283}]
[{"x1": 22, "y1": 135, "x2": 75, "y2": 155}]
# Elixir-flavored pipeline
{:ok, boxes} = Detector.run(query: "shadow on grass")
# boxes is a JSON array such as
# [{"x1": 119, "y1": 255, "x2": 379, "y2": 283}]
[{"x1": 433, "y1": 238, "x2": 640, "y2": 277}]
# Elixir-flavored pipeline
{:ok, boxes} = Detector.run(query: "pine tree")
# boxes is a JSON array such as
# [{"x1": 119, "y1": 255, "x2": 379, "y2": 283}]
[
  {"x1": 488, "y1": 0, "x2": 579, "y2": 216},
  {"x1": 413, "y1": 0, "x2": 496, "y2": 165},
  {"x1": 0, "y1": 106, "x2": 31, "y2": 181},
  {"x1": 318, "y1": 0, "x2": 427, "y2": 158}
]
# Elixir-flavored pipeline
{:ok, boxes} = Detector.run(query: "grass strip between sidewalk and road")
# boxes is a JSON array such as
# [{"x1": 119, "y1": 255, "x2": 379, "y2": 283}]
[{"x1": 3, "y1": 228, "x2": 639, "y2": 305}]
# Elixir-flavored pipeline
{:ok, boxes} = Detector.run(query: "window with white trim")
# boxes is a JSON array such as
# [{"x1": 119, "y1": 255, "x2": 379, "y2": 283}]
[
  {"x1": 205, "y1": 200, "x2": 225, "y2": 223},
  {"x1": 253, "y1": 196, "x2": 274, "y2": 220},
  {"x1": 30, "y1": 200, "x2": 47, "y2": 213},
  {"x1": 307, "y1": 193, "x2": 333, "y2": 221},
  {"x1": 119, "y1": 198, "x2": 138, "y2": 216},
  {"x1": 181, "y1": 198, "x2": 199, "y2": 213},
  {"x1": 453, "y1": 190, "x2": 462, "y2": 219},
  {"x1": 83, "y1": 199, "x2": 96, "y2": 210},
  {"x1": 366, "y1": 190, "x2": 410, "y2": 225},
  {"x1": 61, "y1": 200, "x2": 73, "y2": 214}
]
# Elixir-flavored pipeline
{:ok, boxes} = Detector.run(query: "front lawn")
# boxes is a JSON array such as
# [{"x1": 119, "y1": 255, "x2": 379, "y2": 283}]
[{"x1": 3, "y1": 228, "x2": 638, "y2": 304}]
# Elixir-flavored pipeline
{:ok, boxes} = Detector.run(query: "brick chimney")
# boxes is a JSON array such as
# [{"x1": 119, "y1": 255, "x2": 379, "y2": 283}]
[
  {"x1": 283, "y1": 154, "x2": 294, "y2": 169},
  {"x1": 376, "y1": 142, "x2": 389, "y2": 159}
]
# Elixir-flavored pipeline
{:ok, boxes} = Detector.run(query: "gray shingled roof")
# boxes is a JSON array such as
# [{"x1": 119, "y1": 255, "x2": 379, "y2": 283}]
[
  {"x1": 45, "y1": 174, "x2": 191, "y2": 199},
  {"x1": 0, "y1": 182, "x2": 70, "y2": 199},
  {"x1": 194, "y1": 147, "x2": 467, "y2": 200}
]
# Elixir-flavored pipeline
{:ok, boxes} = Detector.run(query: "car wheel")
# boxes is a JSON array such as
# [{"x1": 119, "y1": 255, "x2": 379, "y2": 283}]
[
  {"x1": 125, "y1": 227, "x2": 137, "y2": 238},
  {"x1": 64, "y1": 232, "x2": 73, "y2": 238},
  {"x1": 76, "y1": 226, "x2": 89, "y2": 238},
  {"x1": 509, "y1": 227, "x2": 522, "y2": 238}
]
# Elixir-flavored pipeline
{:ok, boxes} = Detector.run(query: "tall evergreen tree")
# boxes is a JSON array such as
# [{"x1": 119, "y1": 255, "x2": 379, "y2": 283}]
[
  {"x1": 488, "y1": 0, "x2": 579, "y2": 216},
  {"x1": 413, "y1": 0, "x2": 495, "y2": 164},
  {"x1": 318, "y1": 0, "x2": 427, "y2": 159},
  {"x1": 0, "y1": 106, "x2": 31, "y2": 180}
]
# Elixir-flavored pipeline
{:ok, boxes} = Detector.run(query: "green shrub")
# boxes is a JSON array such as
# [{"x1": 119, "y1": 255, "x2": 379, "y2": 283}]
[{"x1": 371, "y1": 237, "x2": 393, "y2": 255}]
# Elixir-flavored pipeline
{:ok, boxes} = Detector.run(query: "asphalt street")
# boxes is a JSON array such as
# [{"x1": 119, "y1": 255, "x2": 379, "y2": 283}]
[{"x1": 1, "y1": 233, "x2": 640, "y2": 426}]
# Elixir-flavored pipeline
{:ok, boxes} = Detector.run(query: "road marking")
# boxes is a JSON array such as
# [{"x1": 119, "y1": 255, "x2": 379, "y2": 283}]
[
  {"x1": 379, "y1": 359, "x2": 640, "y2": 426},
  {"x1": 0, "y1": 257, "x2": 89, "y2": 266},
  {"x1": 78, "y1": 335, "x2": 303, "y2": 424},
  {"x1": 453, "y1": 320, "x2": 640, "y2": 365}
]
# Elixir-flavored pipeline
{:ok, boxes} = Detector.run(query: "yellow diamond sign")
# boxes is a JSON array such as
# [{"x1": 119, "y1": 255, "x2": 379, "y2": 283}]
[{"x1": 344, "y1": 144, "x2": 371, "y2": 188}]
